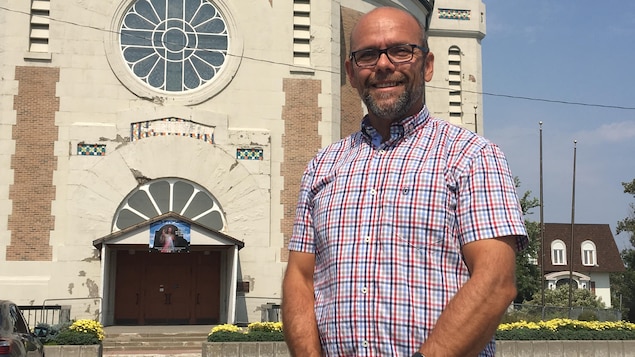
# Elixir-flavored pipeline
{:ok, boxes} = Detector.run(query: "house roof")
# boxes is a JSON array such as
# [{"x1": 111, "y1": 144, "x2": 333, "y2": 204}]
[
  {"x1": 539, "y1": 223, "x2": 625, "y2": 273},
  {"x1": 92, "y1": 212, "x2": 245, "y2": 250}
]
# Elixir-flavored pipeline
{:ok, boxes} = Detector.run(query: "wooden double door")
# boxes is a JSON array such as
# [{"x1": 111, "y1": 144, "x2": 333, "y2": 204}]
[{"x1": 114, "y1": 249, "x2": 221, "y2": 325}]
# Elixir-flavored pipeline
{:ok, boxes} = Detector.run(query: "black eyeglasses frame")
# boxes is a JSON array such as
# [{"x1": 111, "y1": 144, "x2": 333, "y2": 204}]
[{"x1": 350, "y1": 44, "x2": 429, "y2": 68}]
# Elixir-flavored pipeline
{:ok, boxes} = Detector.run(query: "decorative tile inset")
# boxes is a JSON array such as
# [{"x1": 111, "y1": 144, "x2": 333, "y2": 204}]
[
  {"x1": 438, "y1": 8, "x2": 471, "y2": 20},
  {"x1": 78, "y1": 143, "x2": 106, "y2": 156},
  {"x1": 237, "y1": 148, "x2": 264, "y2": 160},
  {"x1": 131, "y1": 117, "x2": 215, "y2": 144}
]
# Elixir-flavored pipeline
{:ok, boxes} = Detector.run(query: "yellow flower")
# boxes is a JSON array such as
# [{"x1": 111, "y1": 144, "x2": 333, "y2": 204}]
[
  {"x1": 497, "y1": 319, "x2": 635, "y2": 332},
  {"x1": 247, "y1": 321, "x2": 283, "y2": 332},
  {"x1": 69, "y1": 319, "x2": 105, "y2": 341},
  {"x1": 209, "y1": 324, "x2": 244, "y2": 335}
]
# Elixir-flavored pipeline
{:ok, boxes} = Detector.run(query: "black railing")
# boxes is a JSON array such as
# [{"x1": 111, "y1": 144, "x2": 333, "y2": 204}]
[{"x1": 18, "y1": 304, "x2": 71, "y2": 329}]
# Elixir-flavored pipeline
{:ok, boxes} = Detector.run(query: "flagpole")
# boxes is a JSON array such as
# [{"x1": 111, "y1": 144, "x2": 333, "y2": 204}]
[
  {"x1": 568, "y1": 140, "x2": 577, "y2": 318},
  {"x1": 539, "y1": 122, "x2": 545, "y2": 312}
]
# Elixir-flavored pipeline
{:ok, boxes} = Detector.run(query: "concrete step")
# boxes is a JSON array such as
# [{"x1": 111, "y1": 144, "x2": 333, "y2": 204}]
[
  {"x1": 103, "y1": 351, "x2": 200, "y2": 357},
  {"x1": 103, "y1": 331, "x2": 208, "y2": 355}
]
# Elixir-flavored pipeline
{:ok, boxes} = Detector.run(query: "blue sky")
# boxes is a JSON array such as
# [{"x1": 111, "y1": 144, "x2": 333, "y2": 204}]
[{"x1": 479, "y1": 0, "x2": 635, "y2": 250}]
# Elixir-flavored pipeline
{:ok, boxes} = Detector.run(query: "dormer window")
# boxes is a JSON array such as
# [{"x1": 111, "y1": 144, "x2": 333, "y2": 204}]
[
  {"x1": 581, "y1": 240, "x2": 597, "y2": 266},
  {"x1": 551, "y1": 240, "x2": 566, "y2": 265}
]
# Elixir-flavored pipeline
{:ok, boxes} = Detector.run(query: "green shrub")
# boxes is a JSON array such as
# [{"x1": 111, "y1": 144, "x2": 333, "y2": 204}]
[
  {"x1": 207, "y1": 331, "x2": 251, "y2": 342},
  {"x1": 44, "y1": 319, "x2": 104, "y2": 345},
  {"x1": 50, "y1": 328, "x2": 101, "y2": 345},
  {"x1": 577, "y1": 310, "x2": 598, "y2": 321}
]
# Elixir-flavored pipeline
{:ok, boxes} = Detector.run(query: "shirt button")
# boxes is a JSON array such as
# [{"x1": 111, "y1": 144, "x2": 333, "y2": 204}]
[
  {"x1": 364, "y1": 236, "x2": 371, "y2": 243},
  {"x1": 361, "y1": 287, "x2": 368, "y2": 294},
  {"x1": 379, "y1": 150, "x2": 386, "y2": 155},
  {"x1": 362, "y1": 340, "x2": 369, "y2": 348},
  {"x1": 370, "y1": 189, "x2": 376, "y2": 195}
]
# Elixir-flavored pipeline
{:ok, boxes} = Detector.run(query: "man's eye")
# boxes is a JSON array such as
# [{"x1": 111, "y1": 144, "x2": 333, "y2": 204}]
[
  {"x1": 391, "y1": 48, "x2": 411, "y2": 56},
  {"x1": 357, "y1": 51, "x2": 377, "y2": 60}
]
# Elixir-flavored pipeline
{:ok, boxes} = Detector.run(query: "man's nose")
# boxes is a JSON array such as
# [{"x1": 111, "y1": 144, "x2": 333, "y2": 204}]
[{"x1": 375, "y1": 52, "x2": 395, "y2": 69}]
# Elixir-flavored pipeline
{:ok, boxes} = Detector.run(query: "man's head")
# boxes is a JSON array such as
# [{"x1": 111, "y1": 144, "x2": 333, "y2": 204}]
[{"x1": 345, "y1": 6, "x2": 434, "y2": 124}]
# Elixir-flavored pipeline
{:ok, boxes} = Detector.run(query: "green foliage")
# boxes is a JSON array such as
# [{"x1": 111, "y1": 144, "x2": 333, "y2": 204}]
[
  {"x1": 514, "y1": 178, "x2": 542, "y2": 303},
  {"x1": 50, "y1": 328, "x2": 101, "y2": 345},
  {"x1": 244, "y1": 330, "x2": 285, "y2": 341},
  {"x1": 207, "y1": 331, "x2": 252, "y2": 342},
  {"x1": 207, "y1": 330, "x2": 284, "y2": 342},
  {"x1": 577, "y1": 310, "x2": 598, "y2": 321},
  {"x1": 526, "y1": 285, "x2": 606, "y2": 309},
  {"x1": 42, "y1": 319, "x2": 103, "y2": 345},
  {"x1": 495, "y1": 328, "x2": 635, "y2": 340},
  {"x1": 612, "y1": 178, "x2": 635, "y2": 321}
]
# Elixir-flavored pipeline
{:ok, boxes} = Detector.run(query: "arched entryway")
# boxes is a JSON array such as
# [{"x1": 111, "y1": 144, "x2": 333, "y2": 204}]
[{"x1": 94, "y1": 178, "x2": 244, "y2": 326}]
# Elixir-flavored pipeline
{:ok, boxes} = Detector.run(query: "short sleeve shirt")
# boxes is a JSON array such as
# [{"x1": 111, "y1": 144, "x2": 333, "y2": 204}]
[{"x1": 288, "y1": 106, "x2": 528, "y2": 356}]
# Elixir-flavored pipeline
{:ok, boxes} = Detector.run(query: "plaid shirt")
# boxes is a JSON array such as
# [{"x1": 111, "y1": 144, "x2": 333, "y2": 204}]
[{"x1": 289, "y1": 106, "x2": 528, "y2": 356}]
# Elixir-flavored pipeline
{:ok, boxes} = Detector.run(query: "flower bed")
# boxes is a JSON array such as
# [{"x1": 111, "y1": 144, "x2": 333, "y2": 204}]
[
  {"x1": 208, "y1": 319, "x2": 635, "y2": 342},
  {"x1": 208, "y1": 322, "x2": 284, "y2": 342},
  {"x1": 496, "y1": 319, "x2": 635, "y2": 340},
  {"x1": 202, "y1": 320, "x2": 635, "y2": 357},
  {"x1": 38, "y1": 318, "x2": 105, "y2": 345}
]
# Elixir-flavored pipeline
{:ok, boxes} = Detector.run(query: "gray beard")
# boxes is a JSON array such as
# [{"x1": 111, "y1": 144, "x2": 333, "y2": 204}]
[{"x1": 362, "y1": 83, "x2": 424, "y2": 121}]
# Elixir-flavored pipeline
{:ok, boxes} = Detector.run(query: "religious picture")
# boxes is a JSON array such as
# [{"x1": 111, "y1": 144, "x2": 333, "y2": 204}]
[{"x1": 149, "y1": 220, "x2": 191, "y2": 253}]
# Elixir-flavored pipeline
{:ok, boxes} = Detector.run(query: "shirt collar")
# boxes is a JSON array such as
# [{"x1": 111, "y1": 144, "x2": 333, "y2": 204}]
[{"x1": 361, "y1": 106, "x2": 431, "y2": 147}]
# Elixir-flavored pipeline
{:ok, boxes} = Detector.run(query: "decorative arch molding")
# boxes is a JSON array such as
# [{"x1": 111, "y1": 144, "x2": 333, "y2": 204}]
[
  {"x1": 66, "y1": 136, "x2": 269, "y2": 245},
  {"x1": 112, "y1": 177, "x2": 227, "y2": 232}
]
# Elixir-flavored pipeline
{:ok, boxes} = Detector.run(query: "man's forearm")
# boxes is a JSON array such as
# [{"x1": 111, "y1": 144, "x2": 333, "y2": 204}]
[
  {"x1": 420, "y1": 237, "x2": 519, "y2": 356},
  {"x1": 282, "y1": 271, "x2": 322, "y2": 356},
  {"x1": 419, "y1": 274, "x2": 515, "y2": 356}
]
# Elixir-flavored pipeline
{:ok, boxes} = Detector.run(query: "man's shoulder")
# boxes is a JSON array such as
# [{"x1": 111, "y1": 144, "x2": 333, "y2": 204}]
[{"x1": 425, "y1": 116, "x2": 491, "y2": 149}]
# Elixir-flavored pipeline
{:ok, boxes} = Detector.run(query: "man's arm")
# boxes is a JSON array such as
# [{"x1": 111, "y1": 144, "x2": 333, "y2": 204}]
[
  {"x1": 419, "y1": 235, "x2": 519, "y2": 357},
  {"x1": 282, "y1": 251, "x2": 322, "y2": 357}
]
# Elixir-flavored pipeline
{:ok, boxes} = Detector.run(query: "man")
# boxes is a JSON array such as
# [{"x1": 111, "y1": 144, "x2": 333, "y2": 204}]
[{"x1": 282, "y1": 6, "x2": 528, "y2": 357}]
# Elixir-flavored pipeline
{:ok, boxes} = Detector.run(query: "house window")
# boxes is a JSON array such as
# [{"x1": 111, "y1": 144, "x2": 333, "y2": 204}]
[
  {"x1": 551, "y1": 240, "x2": 566, "y2": 265},
  {"x1": 581, "y1": 240, "x2": 597, "y2": 266}
]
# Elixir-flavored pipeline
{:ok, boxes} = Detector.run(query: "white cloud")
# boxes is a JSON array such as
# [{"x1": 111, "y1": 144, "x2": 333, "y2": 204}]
[{"x1": 576, "y1": 121, "x2": 635, "y2": 144}]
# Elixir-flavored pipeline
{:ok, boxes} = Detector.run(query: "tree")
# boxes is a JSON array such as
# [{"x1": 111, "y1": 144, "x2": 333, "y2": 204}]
[
  {"x1": 611, "y1": 178, "x2": 635, "y2": 321},
  {"x1": 514, "y1": 178, "x2": 542, "y2": 303}
]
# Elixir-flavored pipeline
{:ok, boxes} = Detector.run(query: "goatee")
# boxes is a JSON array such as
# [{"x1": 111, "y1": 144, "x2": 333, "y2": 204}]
[{"x1": 362, "y1": 83, "x2": 424, "y2": 121}]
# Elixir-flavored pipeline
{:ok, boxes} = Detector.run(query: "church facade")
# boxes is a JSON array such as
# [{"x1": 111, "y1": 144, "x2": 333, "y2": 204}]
[{"x1": 0, "y1": 0, "x2": 485, "y2": 325}]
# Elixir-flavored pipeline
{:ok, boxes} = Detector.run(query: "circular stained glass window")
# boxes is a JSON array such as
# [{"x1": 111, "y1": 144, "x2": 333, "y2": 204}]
[{"x1": 120, "y1": 0, "x2": 229, "y2": 92}]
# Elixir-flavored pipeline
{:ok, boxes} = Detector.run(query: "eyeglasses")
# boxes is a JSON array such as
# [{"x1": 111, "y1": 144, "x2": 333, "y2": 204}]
[{"x1": 350, "y1": 44, "x2": 428, "y2": 68}]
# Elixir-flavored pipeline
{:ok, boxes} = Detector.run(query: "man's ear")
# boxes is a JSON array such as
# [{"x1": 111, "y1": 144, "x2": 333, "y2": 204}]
[
  {"x1": 424, "y1": 51, "x2": 434, "y2": 82},
  {"x1": 345, "y1": 58, "x2": 357, "y2": 89}
]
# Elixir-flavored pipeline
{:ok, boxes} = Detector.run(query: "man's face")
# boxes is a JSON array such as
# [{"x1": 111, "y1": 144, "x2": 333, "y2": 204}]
[{"x1": 345, "y1": 9, "x2": 434, "y2": 122}]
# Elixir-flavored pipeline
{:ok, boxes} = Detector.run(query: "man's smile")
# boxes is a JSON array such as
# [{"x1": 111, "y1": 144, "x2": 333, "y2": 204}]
[{"x1": 373, "y1": 81, "x2": 401, "y2": 88}]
